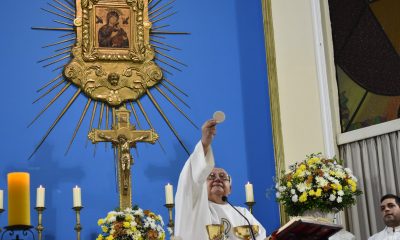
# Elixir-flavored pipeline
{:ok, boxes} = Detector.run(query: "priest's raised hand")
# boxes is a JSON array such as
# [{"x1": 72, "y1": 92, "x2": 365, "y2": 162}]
[{"x1": 201, "y1": 119, "x2": 217, "y2": 155}]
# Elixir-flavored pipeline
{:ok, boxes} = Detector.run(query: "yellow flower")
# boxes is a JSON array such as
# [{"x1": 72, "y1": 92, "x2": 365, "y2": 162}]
[
  {"x1": 97, "y1": 219, "x2": 105, "y2": 226},
  {"x1": 123, "y1": 221, "x2": 130, "y2": 228},
  {"x1": 131, "y1": 226, "x2": 137, "y2": 232},
  {"x1": 307, "y1": 157, "x2": 320, "y2": 165},
  {"x1": 106, "y1": 236, "x2": 114, "y2": 240},
  {"x1": 299, "y1": 192, "x2": 308, "y2": 202},
  {"x1": 315, "y1": 188, "x2": 322, "y2": 197},
  {"x1": 160, "y1": 232, "x2": 166, "y2": 240},
  {"x1": 96, "y1": 234, "x2": 104, "y2": 240},
  {"x1": 293, "y1": 169, "x2": 303, "y2": 178},
  {"x1": 287, "y1": 182, "x2": 292, "y2": 188},
  {"x1": 299, "y1": 164, "x2": 307, "y2": 171},
  {"x1": 312, "y1": 157, "x2": 320, "y2": 162},
  {"x1": 347, "y1": 179, "x2": 355, "y2": 186},
  {"x1": 126, "y1": 215, "x2": 133, "y2": 221},
  {"x1": 308, "y1": 189, "x2": 316, "y2": 196},
  {"x1": 101, "y1": 226, "x2": 108, "y2": 233}
]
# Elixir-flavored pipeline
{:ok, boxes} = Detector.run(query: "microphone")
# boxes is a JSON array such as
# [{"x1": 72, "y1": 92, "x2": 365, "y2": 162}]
[{"x1": 222, "y1": 196, "x2": 256, "y2": 240}]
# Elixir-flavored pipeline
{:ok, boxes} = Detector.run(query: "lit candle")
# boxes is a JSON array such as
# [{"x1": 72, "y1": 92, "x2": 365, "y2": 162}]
[
  {"x1": 36, "y1": 185, "x2": 45, "y2": 208},
  {"x1": 73, "y1": 186, "x2": 82, "y2": 207},
  {"x1": 165, "y1": 183, "x2": 174, "y2": 204},
  {"x1": 245, "y1": 182, "x2": 254, "y2": 202},
  {"x1": 8, "y1": 172, "x2": 31, "y2": 226},
  {"x1": 0, "y1": 189, "x2": 3, "y2": 209}
]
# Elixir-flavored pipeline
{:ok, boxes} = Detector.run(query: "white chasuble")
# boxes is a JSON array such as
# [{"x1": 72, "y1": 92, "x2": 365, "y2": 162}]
[
  {"x1": 368, "y1": 226, "x2": 400, "y2": 240},
  {"x1": 174, "y1": 141, "x2": 267, "y2": 240}
]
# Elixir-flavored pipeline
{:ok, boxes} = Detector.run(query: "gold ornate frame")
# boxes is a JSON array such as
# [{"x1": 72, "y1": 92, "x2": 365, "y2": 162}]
[
  {"x1": 80, "y1": 0, "x2": 150, "y2": 62},
  {"x1": 65, "y1": 0, "x2": 162, "y2": 106}
]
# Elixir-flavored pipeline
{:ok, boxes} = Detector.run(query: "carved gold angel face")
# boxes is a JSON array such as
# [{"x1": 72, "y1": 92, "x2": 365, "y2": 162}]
[{"x1": 108, "y1": 73, "x2": 120, "y2": 86}]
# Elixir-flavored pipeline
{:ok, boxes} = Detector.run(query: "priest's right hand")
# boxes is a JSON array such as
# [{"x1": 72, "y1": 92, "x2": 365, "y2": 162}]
[{"x1": 201, "y1": 119, "x2": 217, "y2": 154}]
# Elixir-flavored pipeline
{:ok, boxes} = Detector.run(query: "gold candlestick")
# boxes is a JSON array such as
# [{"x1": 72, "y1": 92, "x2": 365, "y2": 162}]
[
  {"x1": 245, "y1": 201, "x2": 255, "y2": 214},
  {"x1": 35, "y1": 207, "x2": 45, "y2": 240},
  {"x1": 73, "y1": 206, "x2": 83, "y2": 240},
  {"x1": 164, "y1": 203, "x2": 174, "y2": 236}
]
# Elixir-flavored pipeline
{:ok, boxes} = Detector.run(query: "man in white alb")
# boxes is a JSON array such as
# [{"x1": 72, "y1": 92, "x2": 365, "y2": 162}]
[
  {"x1": 369, "y1": 194, "x2": 400, "y2": 240},
  {"x1": 174, "y1": 119, "x2": 267, "y2": 240}
]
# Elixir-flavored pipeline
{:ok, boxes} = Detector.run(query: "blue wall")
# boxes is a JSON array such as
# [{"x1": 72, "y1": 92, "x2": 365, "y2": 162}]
[{"x1": 0, "y1": 0, "x2": 280, "y2": 238}]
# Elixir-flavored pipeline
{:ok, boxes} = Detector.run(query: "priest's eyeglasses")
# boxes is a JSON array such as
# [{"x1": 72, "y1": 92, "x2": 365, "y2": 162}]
[{"x1": 207, "y1": 173, "x2": 231, "y2": 182}]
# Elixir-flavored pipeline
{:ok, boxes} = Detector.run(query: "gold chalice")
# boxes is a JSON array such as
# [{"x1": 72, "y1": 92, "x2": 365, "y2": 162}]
[
  {"x1": 233, "y1": 225, "x2": 259, "y2": 240},
  {"x1": 206, "y1": 224, "x2": 225, "y2": 240}
]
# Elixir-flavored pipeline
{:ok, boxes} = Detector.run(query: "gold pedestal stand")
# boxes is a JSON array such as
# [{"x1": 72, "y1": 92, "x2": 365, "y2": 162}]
[
  {"x1": 245, "y1": 201, "x2": 255, "y2": 214},
  {"x1": 35, "y1": 207, "x2": 45, "y2": 240},
  {"x1": 73, "y1": 206, "x2": 83, "y2": 240},
  {"x1": 164, "y1": 204, "x2": 174, "y2": 237}
]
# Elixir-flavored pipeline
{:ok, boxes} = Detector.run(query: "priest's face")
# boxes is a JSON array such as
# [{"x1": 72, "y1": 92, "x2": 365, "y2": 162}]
[
  {"x1": 207, "y1": 168, "x2": 231, "y2": 202},
  {"x1": 380, "y1": 198, "x2": 400, "y2": 227}
]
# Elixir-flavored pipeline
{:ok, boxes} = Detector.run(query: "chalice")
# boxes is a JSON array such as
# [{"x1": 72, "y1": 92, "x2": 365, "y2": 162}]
[
  {"x1": 206, "y1": 224, "x2": 225, "y2": 240},
  {"x1": 233, "y1": 225, "x2": 259, "y2": 240}
]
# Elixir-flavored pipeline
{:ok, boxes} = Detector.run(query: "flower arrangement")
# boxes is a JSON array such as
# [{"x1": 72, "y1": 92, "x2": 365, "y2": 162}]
[
  {"x1": 275, "y1": 153, "x2": 362, "y2": 216},
  {"x1": 96, "y1": 205, "x2": 166, "y2": 240}
]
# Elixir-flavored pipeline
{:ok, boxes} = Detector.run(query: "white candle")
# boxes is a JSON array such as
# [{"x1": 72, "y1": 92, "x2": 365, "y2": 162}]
[
  {"x1": 245, "y1": 182, "x2": 254, "y2": 202},
  {"x1": 36, "y1": 185, "x2": 45, "y2": 208},
  {"x1": 165, "y1": 183, "x2": 174, "y2": 204},
  {"x1": 73, "y1": 186, "x2": 82, "y2": 207},
  {"x1": 0, "y1": 189, "x2": 3, "y2": 209}
]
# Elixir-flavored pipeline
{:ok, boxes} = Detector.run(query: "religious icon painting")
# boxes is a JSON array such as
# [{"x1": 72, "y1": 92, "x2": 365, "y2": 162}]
[
  {"x1": 30, "y1": 0, "x2": 195, "y2": 158},
  {"x1": 96, "y1": 7, "x2": 131, "y2": 49}
]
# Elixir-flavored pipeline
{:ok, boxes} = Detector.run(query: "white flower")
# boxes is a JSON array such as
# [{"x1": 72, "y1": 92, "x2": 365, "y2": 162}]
[
  {"x1": 292, "y1": 195, "x2": 298, "y2": 202},
  {"x1": 337, "y1": 196, "x2": 343, "y2": 203},
  {"x1": 296, "y1": 182, "x2": 308, "y2": 193},
  {"x1": 338, "y1": 190, "x2": 344, "y2": 196},
  {"x1": 276, "y1": 192, "x2": 281, "y2": 198},
  {"x1": 344, "y1": 168, "x2": 352, "y2": 174},
  {"x1": 158, "y1": 215, "x2": 164, "y2": 225},
  {"x1": 316, "y1": 176, "x2": 328, "y2": 187},
  {"x1": 107, "y1": 216, "x2": 116, "y2": 223},
  {"x1": 329, "y1": 194, "x2": 336, "y2": 201},
  {"x1": 150, "y1": 222, "x2": 156, "y2": 229},
  {"x1": 278, "y1": 186, "x2": 286, "y2": 192},
  {"x1": 335, "y1": 171, "x2": 345, "y2": 179},
  {"x1": 290, "y1": 189, "x2": 296, "y2": 195}
]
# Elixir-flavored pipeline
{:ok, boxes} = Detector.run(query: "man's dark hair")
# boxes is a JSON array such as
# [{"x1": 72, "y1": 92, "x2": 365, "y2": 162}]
[{"x1": 381, "y1": 194, "x2": 400, "y2": 206}]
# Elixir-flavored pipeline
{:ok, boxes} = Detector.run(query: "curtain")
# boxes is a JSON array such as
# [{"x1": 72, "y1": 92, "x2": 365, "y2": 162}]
[{"x1": 339, "y1": 131, "x2": 400, "y2": 239}]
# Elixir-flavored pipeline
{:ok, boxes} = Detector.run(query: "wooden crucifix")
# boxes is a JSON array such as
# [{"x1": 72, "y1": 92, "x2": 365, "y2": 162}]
[{"x1": 88, "y1": 106, "x2": 158, "y2": 209}]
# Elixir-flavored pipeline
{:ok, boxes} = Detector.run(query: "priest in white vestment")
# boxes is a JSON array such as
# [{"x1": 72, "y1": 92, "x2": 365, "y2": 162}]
[{"x1": 174, "y1": 119, "x2": 267, "y2": 240}]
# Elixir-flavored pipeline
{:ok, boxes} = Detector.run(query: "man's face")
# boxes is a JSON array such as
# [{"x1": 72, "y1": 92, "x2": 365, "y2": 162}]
[
  {"x1": 380, "y1": 198, "x2": 400, "y2": 227},
  {"x1": 207, "y1": 168, "x2": 231, "y2": 201}
]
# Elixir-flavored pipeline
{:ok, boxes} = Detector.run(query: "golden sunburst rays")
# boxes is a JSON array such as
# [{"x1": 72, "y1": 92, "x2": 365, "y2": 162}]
[{"x1": 29, "y1": 0, "x2": 196, "y2": 158}]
